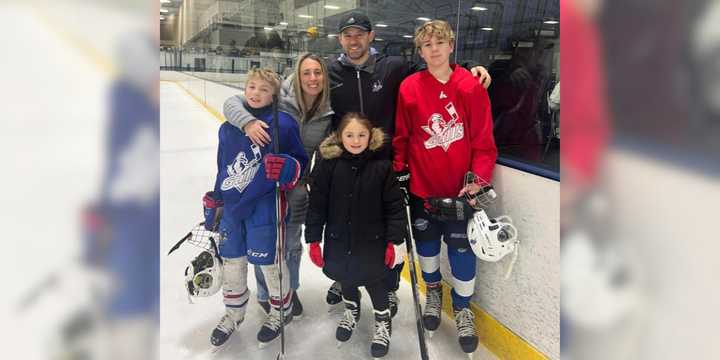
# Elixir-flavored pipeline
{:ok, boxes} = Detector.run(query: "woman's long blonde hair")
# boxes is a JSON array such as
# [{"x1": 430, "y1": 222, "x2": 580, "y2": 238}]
[{"x1": 293, "y1": 53, "x2": 331, "y2": 123}]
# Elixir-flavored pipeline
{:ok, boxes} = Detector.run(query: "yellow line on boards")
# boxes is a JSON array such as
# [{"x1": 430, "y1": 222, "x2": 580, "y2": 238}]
[{"x1": 163, "y1": 80, "x2": 225, "y2": 123}]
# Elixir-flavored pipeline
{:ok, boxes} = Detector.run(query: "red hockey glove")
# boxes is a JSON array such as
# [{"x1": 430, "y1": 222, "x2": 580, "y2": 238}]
[
  {"x1": 203, "y1": 191, "x2": 224, "y2": 230},
  {"x1": 309, "y1": 242, "x2": 324, "y2": 268},
  {"x1": 384, "y1": 242, "x2": 406, "y2": 269},
  {"x1": 264, "y1": 153, "x2": 301, "y2": 190}
]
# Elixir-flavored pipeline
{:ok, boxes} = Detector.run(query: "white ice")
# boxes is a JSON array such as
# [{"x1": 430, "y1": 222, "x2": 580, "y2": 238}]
[{"x1": 160, "y1": 81, "x2": 497, "y2": 360}]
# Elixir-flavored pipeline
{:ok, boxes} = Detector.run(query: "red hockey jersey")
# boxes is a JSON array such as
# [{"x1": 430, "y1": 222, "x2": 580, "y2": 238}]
[{"x1": 393, "y1": 65, "x2": 497, "y2": 199}]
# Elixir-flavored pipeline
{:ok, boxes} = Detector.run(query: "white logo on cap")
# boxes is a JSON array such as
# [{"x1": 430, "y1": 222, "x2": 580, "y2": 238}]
[{"x1": 348, "y1": 17, "x2": 355, "y2": 24}]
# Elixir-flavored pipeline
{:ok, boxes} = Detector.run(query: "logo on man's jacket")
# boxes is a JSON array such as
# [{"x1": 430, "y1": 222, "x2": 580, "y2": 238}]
[
  {"x1": 372, "y1": 80, "x2": 383, "y2": 92},
  {"x1": 221, "y1": 144, "x2": 262, "y2": 192},
  {"x1": 421, "y1": 102, "x2": 464, "y2": 151}
]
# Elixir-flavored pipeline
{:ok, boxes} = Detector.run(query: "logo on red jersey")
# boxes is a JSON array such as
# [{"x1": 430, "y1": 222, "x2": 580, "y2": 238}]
[{"x1": 421, "y1": 102, "x2": 464, "y2": 151}]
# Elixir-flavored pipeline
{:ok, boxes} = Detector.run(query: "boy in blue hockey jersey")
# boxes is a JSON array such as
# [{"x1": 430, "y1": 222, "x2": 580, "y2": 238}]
[{"x1": 203, "y1": 68, "x2": 308, "y2": 348}]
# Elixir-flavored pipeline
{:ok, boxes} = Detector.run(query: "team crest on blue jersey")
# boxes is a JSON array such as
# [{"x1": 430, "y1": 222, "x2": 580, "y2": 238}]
[
  {"x1": 421, "y1": 102, "x2": 464, "y2": 151},
  {"x1": 221, "y1": 144, "x2": 262, "y2": 192}
]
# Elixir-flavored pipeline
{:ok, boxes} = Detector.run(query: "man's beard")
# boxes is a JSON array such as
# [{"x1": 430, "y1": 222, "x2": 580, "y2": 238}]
[{"x1": 346, "y1": 47, "x2": 367, "y2": 60}]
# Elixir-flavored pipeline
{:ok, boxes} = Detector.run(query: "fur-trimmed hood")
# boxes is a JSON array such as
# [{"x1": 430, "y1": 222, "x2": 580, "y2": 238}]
[{"x1": 318, "y1": 127, "x2": 385, "y2": 160}]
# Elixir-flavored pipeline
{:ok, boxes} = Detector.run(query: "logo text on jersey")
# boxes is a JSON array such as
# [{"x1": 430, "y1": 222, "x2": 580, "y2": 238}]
[
  {"x1": 221, "y1": 144, "x2": 262, "y2": 193},
  {"x1": 421, "y1": 102, "x2": 464, "y2": 151},
  {"x1": 439, "y1": 91, "x2": 447, "y2": 99},
  {"x1": 248, "y1": 250, "x2": 269, "y2": 258}
]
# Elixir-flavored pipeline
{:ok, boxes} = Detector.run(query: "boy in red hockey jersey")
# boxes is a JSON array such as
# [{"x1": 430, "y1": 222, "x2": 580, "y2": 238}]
[{"x1": 392, "y1": 20, "x2": 497, "y2": 355}]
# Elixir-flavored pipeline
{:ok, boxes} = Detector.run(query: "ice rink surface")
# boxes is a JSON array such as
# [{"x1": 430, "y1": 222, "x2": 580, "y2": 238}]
[{"x1": 160, "y1": 81, "x2": 497, "y2": 360}]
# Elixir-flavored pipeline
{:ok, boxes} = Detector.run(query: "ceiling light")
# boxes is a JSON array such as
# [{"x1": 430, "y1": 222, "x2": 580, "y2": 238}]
[
  {"x1": 403, "y1": 35, "x2": 413, "y2": 38},
  {"x1": 481, "y1": 27, "x2": 493, "y2": 31},
  {"x1": 416, "y1": 17, "x2": 431, "y2": 21},
  {"x1": 324, "y1": 5, "x2": 340, "y2": 10},
  {"x1": 375, "y1": 23, "x2": 388, "y2": 28},
  {"x1": 544, "y1": 20, "x2": 559, "y2": 24},
  {"x1": 328, "y1": 34, "x2": 338, "y2": 38},
  {"x1": 160, "y1": 9, "x2": 168, "y2": 13},
  {"x1": 298, "y1": 14, "x2": 313, "y2": 19},
  {"x1": 160, "y1": 16, "x2": 166, "y2": 20},
  {"x1": 375, "y1": 38, "x2": 384, "y2": 41},
  {"x1": 161, "y1": 0, "x2": 170, "y2": 3},
  {"x1": 279, "y1": 22, "x2": 288, "y2": 26},
  {"x1": 471, "y1": 6, "x2": 488, "y2": 11},
  {"x1": 264, "y1": 26, "x2": 273, "y2": 31}
]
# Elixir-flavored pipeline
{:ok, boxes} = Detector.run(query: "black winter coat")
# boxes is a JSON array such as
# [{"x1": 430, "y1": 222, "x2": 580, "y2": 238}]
[
  {"x1": 328, "y1": 54, "x2": 418, "y2": 159},
  {"x1": 305, "y1": 128, "x2": 406, "y2": 286}
]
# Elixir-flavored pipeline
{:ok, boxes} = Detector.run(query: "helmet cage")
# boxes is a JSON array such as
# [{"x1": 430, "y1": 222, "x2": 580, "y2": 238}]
[{"x1": 463, "y1": 172, "x2": 497, "y2": 210}]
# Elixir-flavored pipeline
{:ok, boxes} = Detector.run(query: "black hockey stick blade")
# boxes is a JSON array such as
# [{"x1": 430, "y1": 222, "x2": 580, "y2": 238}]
[{"x1": 167, "y1": 231, "x2": 192, "y2": 255}]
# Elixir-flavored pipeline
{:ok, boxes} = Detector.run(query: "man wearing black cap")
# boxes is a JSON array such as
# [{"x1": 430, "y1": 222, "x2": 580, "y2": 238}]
[{"x1": 323, "y1": 11, "x2": 491, "y2": 323}]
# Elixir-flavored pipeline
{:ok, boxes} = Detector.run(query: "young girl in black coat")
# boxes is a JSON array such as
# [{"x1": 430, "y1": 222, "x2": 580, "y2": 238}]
[{"x1": 305, "y1": 113, "x2": 406, "y2": 358}]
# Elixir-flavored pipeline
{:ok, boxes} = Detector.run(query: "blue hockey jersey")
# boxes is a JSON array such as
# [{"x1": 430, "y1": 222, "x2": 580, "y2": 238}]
[{"x1": 213, "y1": 107, "x2": 308, "y2": 221}]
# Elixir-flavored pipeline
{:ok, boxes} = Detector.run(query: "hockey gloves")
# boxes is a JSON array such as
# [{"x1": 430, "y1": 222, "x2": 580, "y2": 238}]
[
  {"x1": 264, "y1": 153, "x2": 301, "y2": 190},
  {"x1": 203, "y1": 191, "x2": 224, "y2": 231},
  {"x1": 384, "y1": 242, "x2": 407, "y2": 269},
  {"x1": 426, "y1": 197, "x2": 475, "y2": 222},
  {"x1": 309, "y1": 242, "x2": 324, "y2": 268}
]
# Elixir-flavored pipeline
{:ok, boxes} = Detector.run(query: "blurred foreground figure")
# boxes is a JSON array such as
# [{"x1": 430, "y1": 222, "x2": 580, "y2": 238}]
[
  {"x1": 563, "y1": 0, "x2": 720, "y2": 359},
  {"x1": 54, "y1": 32, "x2": 159, "y2": 360},
  {"x1": 19, "y1": 30, "x2": 159, "y2": 360},
  {"x1": 93, "y1": 31, "x2": 159, "y2": 360},
  {"x1": 560, "y1": 0, "x2": 643, "y2": 358}
]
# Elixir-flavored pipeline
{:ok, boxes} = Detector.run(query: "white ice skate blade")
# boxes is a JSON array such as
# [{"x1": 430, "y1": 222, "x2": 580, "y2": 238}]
[
  {"x1": 210, "y1": 341, "x2": 229, "y2": 354},
  {"x1": 258, "y1": 334, "x2": 281, "y2": 349},
  {"x1": 426, "y1": 330, "x2": 435, "y2": 338}
]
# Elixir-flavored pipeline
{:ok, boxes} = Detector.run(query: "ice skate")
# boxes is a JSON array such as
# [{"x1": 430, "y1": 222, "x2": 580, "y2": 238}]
[
  {"x1": 291, "y1": 291, "x2": 303, "y2": 319},
  {"x1": 336, "y1": 298, "x2": 360, "y2": 347},
  {"x1": 326, "y1": 281, "x2": 343, "y2": 311},
  {"x1": 257, "y1": 305, "x2": 293, "y2": 348},
  {"x1": 370, "y1": 309, "x2": 392, "y2": 358},
  {"x1": 423, "y1": 283, "x2": 443, "y2": 336},
  {"x1": 454, "y1": 307, "x2": 479, "y2": 354},
  {"x1": 388, "y1": 291, "x2": 399, "y2": 318},
  {"x1": 258, "y1": 299, "x2": 270, "y2": 316},
  {"x1": 210, "y1": 309, "x2": 244, "y2": 350}
]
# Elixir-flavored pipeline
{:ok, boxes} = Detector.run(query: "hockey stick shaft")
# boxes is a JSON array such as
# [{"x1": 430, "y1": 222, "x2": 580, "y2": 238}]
[
  {"x1": 403, "y1": 193, "x2": 430, "y2": 360},
  {"x1": 271, "y1": 95, "x2": 287, "y2": 359}
]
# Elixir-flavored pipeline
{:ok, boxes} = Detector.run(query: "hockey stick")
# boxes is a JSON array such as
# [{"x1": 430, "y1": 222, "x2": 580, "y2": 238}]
[
  {"x1": 271, "y1": 94, "x2": 287, "y2": 360},
  {"x1": 402, "y1": 190, "x2": 430, "y2": 360}
]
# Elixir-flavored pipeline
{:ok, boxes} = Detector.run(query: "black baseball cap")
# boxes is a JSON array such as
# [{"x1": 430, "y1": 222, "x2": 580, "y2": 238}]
[{"x1": 338, "y1": 12, "x2": 372, "y2": 33}]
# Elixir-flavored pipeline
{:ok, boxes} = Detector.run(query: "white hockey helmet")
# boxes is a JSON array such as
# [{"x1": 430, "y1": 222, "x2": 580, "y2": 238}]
[
  {"x1": 170, "y1": 224, "x2": 225, "y2": 299},
  {"x1": 185, "y1": 249, "x2": 223, "y2": 298},
  {"x1": 467, "y1": 209, "x2": 518, "y2": 262}
]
